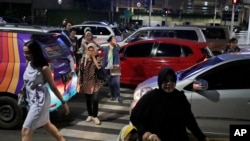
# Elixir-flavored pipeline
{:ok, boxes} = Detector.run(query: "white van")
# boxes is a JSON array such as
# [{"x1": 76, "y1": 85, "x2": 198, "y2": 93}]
[{"x1": 100, "y1": 26, "x2": 230, "y2": 55}]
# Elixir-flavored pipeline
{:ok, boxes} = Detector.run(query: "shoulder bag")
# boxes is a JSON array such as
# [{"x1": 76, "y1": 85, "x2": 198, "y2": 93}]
[
  {"x1": 17, "y1": 86, "x2": 28, "y2": 107},
  {"x1": 110, "y1": 66, "x2": 121, "y2": 76}
]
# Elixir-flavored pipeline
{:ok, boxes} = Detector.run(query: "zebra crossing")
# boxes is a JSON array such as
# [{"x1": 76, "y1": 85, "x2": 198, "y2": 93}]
[{"x1": 60, "y1": 87, "x2": 134, "y2": 141}]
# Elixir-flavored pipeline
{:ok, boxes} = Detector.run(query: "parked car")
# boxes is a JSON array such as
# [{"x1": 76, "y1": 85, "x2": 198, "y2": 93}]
[
  {"x1": 0, "y1": 27, "x2": 77, "y2": 129},
  {"x1": 82, "y1": 21, "x2": 109, "y2": 25},
  {"x1": 101, "y1": 26, "x2": 229, "y2": 55},
  {"x1": 72, "y1": 24, "x2": 123, "y2": 45},
  {"x1": 130, "y1": 52, "x2": 250, "y2": 137},
  {"x1": 119, "y1": 38, "x2": 212, "y2": 85},
  {"x1": 0, "y1": 16, "x2": 28, "y2": 25}
]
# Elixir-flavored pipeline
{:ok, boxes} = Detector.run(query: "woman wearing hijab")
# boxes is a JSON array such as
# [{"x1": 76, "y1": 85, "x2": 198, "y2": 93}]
[
  {"x1": 78, "y1": 43, "x2": 103, "y2": 125},
  {"x1": 117, "y1": 125, "x2": 138, "y2": 141},
  {"x1": 130, "y1": 67, "x2": 209, "y2": 141}
]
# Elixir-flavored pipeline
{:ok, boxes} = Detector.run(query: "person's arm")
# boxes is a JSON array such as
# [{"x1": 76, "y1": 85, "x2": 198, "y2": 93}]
[
  {"x1": 130, "y1": 91, "x2": 153, "y2": 137},
  {"x1": 42, "y1": 65, "x2": 70, "y2": 115}
]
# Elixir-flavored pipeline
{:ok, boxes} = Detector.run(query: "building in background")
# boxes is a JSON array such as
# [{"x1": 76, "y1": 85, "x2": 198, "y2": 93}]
[{"x1": 0, "y1": 0, "x2": 249, "y2": 27}]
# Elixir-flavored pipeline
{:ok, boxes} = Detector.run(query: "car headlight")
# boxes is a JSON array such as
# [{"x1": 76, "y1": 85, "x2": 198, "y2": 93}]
[{"x1": 133, "y1": 87, "x2": 153, "y2": 100}]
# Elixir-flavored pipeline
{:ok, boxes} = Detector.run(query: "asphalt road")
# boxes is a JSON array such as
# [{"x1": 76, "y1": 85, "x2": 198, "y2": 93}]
[{"x1": 0, "y1": 85, "x2": 229, "y2": 141}]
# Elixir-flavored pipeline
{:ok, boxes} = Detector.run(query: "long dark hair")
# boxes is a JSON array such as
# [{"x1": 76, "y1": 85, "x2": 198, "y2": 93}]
[{"x1": 24, "y1": 40, "x2": 49, "y2": 68}]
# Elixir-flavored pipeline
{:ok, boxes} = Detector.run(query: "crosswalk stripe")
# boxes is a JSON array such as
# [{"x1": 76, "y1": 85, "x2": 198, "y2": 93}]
[
  {"x1": 73, "y1": 118, "x2": 128, "y2": 130},
  {"x1": 61, "y1": 87, "x2": 134, "y2": 141},
  {"x1": 60, "y1": 128, "x2": 118, "y2": 141},
  {"x1": 99, "y1": 103, "x2": 129, "y2": 111},
  {"x1": 81, "y1": 111, "x2": 130, "y2": 121}
]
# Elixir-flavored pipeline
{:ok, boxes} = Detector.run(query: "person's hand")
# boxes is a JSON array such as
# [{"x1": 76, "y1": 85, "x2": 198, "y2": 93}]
[
  {"x1": 142, "y1": 132, "x2": 152, "y2": 141},
  {"x1": 62, "y1": 103, "x2": 70, "y2": 116},
  {"x1": 76, "y1": 83, "x2": 81, "y2": 93},
  {"x1": 148, "y1": 134, "x2": 161, "y2": 141}
]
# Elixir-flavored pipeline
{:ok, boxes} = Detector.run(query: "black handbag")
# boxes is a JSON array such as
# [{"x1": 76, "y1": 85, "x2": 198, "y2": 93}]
[
  {"x1": 17, "y1": 86, "x2": 28, "y2": 107},
  {"x1": 95, "y1": 67, "x2": 106, "y2": 80}
]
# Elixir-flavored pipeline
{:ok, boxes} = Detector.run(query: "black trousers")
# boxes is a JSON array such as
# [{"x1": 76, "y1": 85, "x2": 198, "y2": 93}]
[{"x1": 85, "y1": 92, "x2": 99, "y2": 117}]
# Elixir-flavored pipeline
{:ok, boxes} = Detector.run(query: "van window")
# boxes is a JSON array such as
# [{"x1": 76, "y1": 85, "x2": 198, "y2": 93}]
[
  {"x1": 75, "y1": 26, "x2": 97, "y2": 35},
  {"x1": 201, "y1": 28, "x2": 226, "y2": 39},
  {"x1": 175, "y1": 30, "x2": 198, "y2": 41},
  {"x1": 149, "y1": 30, "x2": 174, "y2": 38},
  {"x1": 96, "y1": 27, "x2": 110, "y2": 35},
  {"x1": 124, "y1": 43, "x2": 153, "y2": 57}
]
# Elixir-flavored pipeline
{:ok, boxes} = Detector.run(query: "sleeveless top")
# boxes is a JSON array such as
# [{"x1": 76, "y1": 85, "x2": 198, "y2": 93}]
[{"x1": 23, "y1": 62, "x2": 50, "y2": 107}]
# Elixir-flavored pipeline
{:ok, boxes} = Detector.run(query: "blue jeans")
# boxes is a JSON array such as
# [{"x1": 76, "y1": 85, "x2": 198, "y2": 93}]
[{"x1": 108, "y1": 75, "x2": 120, "y2": 98}]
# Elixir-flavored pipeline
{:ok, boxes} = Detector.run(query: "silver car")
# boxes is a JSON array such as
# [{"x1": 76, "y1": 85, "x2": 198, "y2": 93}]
[{"x1": 130, "y1": 52, "x2": 250, "y2": 137}]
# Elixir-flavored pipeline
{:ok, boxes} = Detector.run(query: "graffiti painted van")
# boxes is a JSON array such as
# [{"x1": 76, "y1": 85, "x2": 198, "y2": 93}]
[{"x1": 0, "y1": 27, "x2": 77, "y2": 129}]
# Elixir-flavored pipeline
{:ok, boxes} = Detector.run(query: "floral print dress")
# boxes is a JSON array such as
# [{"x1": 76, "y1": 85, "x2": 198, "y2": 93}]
[{"x1": 79, "y1": 57, "x2": 103, "y2": 94}]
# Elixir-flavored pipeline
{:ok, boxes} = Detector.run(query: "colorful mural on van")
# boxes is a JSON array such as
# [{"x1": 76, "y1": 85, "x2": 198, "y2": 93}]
[{"x1": 0, "y1": 31, "x2": 77, "y2": 129}]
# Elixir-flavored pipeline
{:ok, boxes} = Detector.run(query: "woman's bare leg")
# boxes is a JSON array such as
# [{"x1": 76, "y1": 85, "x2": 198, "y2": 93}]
[
  {"x1": 43, "y1": 120, "x2": 66, "y2": 141},
  {"x1": 21, "y1": 128, "x2": 33, "y2": 141}
]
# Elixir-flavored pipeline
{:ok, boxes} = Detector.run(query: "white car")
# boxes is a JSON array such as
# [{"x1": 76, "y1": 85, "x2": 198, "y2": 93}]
[
  {"x1": 130, "y1": 52, "x2": 250, "y2": 137},
  {"x1": 72, "y1": 24, "x2": 123, "y2": 45}
]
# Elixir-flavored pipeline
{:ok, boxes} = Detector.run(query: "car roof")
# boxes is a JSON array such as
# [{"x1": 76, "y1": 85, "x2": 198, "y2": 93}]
[
  {"x1": 122, "y1": 37, "x2": 204, "y2": 45},
  {"x1": 0, "y1": 24, "x2": 62, "y2": 33},
  {"x1": 72, "y1": 24, "x2": 116, "y2": 28},
  {"x1": 82, "y1": 21, "x2": 109, "y2": 25},
  {"x1": 174, "y1": 25, "x2": 228, "y2": 29},
  {"x1": 216, "y1": 52, "x2": 250, "y2": 61},
  {"x1": 137, "y1": 26, "x2": 203, "y2": 31}
]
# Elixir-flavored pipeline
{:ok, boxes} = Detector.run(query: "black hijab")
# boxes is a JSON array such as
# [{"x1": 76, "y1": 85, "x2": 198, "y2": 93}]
[{"x1": 157, "y1": 67, "x2": 177, "y2": 91}]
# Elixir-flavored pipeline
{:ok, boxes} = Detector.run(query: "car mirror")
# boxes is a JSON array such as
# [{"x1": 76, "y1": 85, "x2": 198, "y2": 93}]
[{"x1": 192, "y1": 79, "x2": 208, "y2": 91}]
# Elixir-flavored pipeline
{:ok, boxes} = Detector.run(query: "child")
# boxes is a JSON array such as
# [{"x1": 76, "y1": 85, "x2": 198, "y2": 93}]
[{"x1": 117, "y1": 125, "x2": 138, "y2": 141}]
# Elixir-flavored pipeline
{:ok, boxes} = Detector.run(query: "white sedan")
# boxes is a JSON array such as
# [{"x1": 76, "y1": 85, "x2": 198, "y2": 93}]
[{"x1": 130, "y1": 52, "x2": 250, "y2": 137}]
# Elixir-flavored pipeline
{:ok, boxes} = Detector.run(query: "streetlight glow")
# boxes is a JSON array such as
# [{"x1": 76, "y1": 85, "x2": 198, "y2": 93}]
[{"x1": 58, "y1": 0, "x2": 62, "y2": 5}]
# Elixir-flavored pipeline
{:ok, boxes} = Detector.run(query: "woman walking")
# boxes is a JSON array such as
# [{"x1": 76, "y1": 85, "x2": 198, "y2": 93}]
[{"x1": 22, "y1": 40, "x2": 69, "y2": 141}]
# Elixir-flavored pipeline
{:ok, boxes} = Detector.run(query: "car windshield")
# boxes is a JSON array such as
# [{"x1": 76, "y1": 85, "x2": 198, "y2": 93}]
[
  {"x1": 178, "y1": 56, "x2": 223, "y2": 80},
  {"x1": 112, "y1": 27, "x2": 122, "y2": 36}
]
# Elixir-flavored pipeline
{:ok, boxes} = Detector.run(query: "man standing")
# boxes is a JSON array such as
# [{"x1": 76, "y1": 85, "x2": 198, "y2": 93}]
[
  {"x1": 102, "y1": 35, "x2": 122, "y2": 103},
  {"x1": 223, "y1": 38, "x2": 240, "y2": 53}
]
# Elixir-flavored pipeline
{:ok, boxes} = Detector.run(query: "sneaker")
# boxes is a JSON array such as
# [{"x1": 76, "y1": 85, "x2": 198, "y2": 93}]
[
  {"x1": 93, "y1": 117, "x2": 101, "y2": 125},
  {"x1": 110, "y1": 97, "x2": 116, "y2": 101},
  {"x1": 85, "y1": 116, "x2": 92, "y2": 122},
  {"x1": 117, "y1": 96, "x2": 122, "y2": 103}
]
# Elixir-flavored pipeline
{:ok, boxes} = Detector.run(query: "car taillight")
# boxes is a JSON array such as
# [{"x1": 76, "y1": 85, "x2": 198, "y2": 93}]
[
  {"x1": 74, "y1": 63, "x2": 76, "y2": 70},
  {"x1": 97, "y1": 49, "x2": 103, "y2": 58}
]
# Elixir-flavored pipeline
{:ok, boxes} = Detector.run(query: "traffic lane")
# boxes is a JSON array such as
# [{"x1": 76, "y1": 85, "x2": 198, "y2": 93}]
[{"x1": 0, "y1": 85, "x2": 230, "y2": 141}]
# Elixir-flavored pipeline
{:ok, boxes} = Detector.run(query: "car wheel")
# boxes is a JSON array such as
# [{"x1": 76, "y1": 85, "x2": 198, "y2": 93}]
[{"x1": 0, "y1": 96, "x2": 24, "y2": 129}]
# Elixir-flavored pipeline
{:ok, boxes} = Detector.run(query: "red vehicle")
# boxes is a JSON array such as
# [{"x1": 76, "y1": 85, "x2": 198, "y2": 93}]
[{"x1": 119, "y1": 38, "x2": 211, "y2": 85}]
